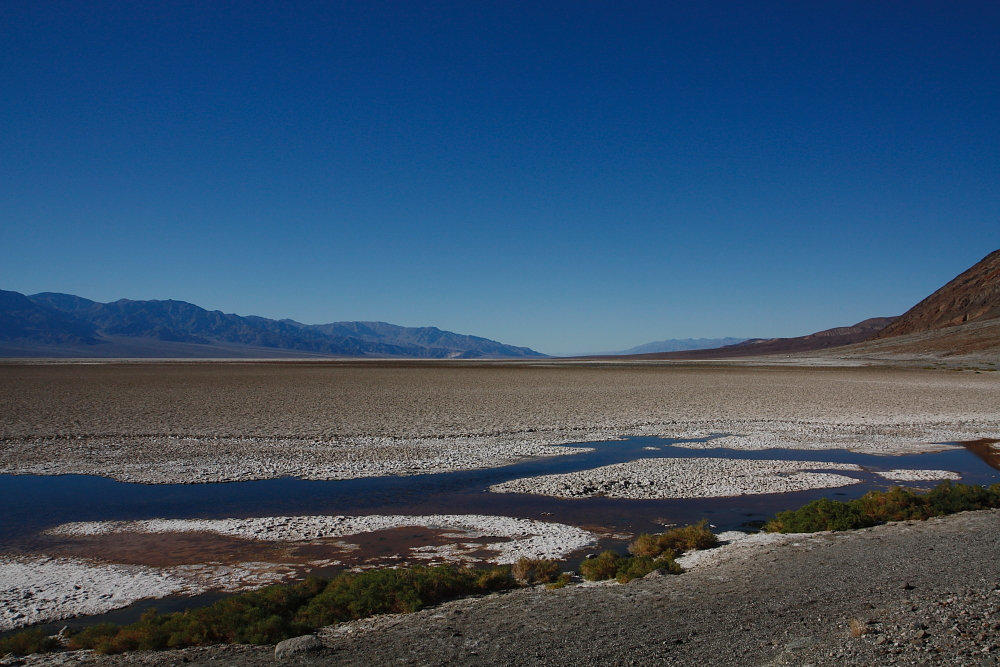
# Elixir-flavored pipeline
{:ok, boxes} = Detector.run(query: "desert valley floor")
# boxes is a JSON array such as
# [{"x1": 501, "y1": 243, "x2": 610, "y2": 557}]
[{"x1": 2, "y1": 358, "x2": 1000, "y2": 665}]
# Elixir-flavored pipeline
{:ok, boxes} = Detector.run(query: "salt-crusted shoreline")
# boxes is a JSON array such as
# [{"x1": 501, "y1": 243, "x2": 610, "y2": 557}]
[
  {"x1": 0, "y1": 555, "x2": 188, "y2": 633},
  {"x1": 2, "y1": 515, "x2": 598, "y2": 632},
  {"x1": 44, "y1": 514, "x2": 599, "y2": 565},
  {"x1": 488, "y1": 457, "x2": 866, "y2": 499},
  {"x1": 1, "y1": 419, "x2": 994, "y2": 485},
  {"x1": 873, "y1": 468, "x2": 962, "y2": 481}
]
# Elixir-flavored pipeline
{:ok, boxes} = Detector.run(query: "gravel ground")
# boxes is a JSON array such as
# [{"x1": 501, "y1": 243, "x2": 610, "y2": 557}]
[
  {"x1": 11, "y1": 509, "x2": 1000, "y2": 667},
  {"x1": 1, "y1": 361, "x2": 998, "y2": 484}
]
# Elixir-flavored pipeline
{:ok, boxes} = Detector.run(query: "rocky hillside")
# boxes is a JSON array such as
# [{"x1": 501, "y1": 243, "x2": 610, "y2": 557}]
[
  {"x1": 600, "y1": 317, "x2": 898, "y2": 360},
  {"x1": 874, "y1": 249, "x2": 1000, "y2": 339}
]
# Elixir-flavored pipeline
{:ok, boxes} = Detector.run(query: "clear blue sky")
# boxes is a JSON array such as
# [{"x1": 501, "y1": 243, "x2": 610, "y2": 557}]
[{"x1": 2, "y1": 1, "x2": 998, "y2": 354}]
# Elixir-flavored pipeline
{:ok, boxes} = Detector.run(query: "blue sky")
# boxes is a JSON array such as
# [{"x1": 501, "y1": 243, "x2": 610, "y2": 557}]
[{"x1": 2, "y1": 1, "x2": 998, "y2": 354}]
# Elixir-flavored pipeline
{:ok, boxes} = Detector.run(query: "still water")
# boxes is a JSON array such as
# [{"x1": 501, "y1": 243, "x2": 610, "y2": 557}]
[
  {"x1": 3, "y1": 436, "x2": 998, "y2": 548},
  {"x1": 2, "y1": 436, "x2": 998, "y2": 634}
]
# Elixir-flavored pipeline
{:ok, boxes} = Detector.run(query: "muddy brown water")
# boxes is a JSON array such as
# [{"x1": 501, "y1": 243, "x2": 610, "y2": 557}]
[{"x1": 2, "y1": 436, "x2": 998, "y2": 634}]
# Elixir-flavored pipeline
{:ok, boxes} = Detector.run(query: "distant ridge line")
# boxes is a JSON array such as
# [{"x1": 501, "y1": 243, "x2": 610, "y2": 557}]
[{"x1": 0, "y1": 290, "x2": 545, "y2": 359}]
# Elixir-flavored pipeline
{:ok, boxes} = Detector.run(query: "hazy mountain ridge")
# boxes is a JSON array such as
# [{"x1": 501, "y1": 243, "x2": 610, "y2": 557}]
[
  {"x1": 615, "y1": 337, "x2": 749, "y2": 355},
  {"x1": 0, "y1": 291, "x2": 100, "y2": 345},
  {"x1": 0, "y1": 291, "x2": 545, "y2": 359}
]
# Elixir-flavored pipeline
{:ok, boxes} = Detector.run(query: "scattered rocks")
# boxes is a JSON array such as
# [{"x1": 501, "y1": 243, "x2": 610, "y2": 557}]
[{"x1": 273, "y1": 635, "x2": 323, "y2": 659}]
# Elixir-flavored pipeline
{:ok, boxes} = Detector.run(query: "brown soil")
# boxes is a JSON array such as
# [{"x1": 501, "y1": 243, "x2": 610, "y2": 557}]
[{"x1": 22, "y1": 527, "x2": 515, "y2": 575}]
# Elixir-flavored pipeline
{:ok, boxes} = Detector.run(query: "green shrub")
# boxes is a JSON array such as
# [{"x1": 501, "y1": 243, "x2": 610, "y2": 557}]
[
  {"x1": 851, "y1": 486, "x2": 932, "y2": 523},
  {"x1": 0, "y1": 627, "x2": 61, "y2": 656},
  {"x1": 615, "y1": 555, "x2": 681, "y2": 583},
  {"x1": 544, "y1": 572, "x2": 573, "y2": 589},
  {"x1": 629, "y1": 520, "x2": 719, "y2": 558},
  {"x1": 579, "y1": 551, "x2": 623, "y2": 581},
  {"x1": 66, "y1": 567, "x2": 516, "y2": 656},
  {"x1": 510, "y1": 558, "x2": 562, "y2": 585},
  {"x1": 295, "y1": 565, "x2": 514, "y2": 628},
  {"x1": 475, "y1": 565, "x2": 517, "y2": 591},
  {"x1": 927, "y1": 480, "x2": 999, "y2": 514},
  {"x1": 766, "y1": 497, "x2": 873, "y2": 533},
  {"x1": 765, "y1": 482, "x2": 1000, "y2": 534}
]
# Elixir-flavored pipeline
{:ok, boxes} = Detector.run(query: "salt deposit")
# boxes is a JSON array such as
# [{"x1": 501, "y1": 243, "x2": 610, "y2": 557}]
[
  {"x1": 45, "y1": 514, "x2": 598, "y2": 564},
  {"x1": 488, "y1": 458, "x2": 864, "y2": 499},
  {"x1": 674, "y1": 530, "x2": 817, "y2": 571},
  {"x1": 0, "y1": 555, "x2": 188, "y2": 633},
  {"x1": 873, "y1": 469, "x2": 962, "y2": 481}
]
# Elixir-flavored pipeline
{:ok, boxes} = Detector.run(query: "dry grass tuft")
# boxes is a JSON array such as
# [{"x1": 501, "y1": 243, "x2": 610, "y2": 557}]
[{"x1": 849, "y1": 618, "x2": 867, "y2": 637}]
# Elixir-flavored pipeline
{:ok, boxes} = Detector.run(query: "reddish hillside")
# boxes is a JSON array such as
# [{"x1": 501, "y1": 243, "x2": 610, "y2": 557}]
[
  {"x1": 874, "y1": 249, "x2": 1000, "y2": 340},
  {"x1": 590, "y1": 317, "x2": 897, "y2": 360}
]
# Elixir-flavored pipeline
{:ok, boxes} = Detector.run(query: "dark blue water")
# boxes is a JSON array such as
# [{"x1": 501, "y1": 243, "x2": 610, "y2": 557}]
[{"x1": 3, "y1": 436, "x2": 997, "y2": 548}]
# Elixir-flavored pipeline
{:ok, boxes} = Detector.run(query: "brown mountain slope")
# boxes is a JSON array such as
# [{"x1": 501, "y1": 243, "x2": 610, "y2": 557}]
[
  {"x1": 874, "y1": 249, "x2": 1000, "y2": 339},
  {"x1": 588, "y1": 317, "x2": 897, "y2": 360}
]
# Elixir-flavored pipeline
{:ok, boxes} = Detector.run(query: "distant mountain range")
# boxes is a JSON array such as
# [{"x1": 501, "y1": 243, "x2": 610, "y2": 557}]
[
  {"x1": 0, "y1": 291, "x2": 546, "y2": 359},
  {"x1": 593, "y1": 317, "x2": 899, "y2": 360},
  {"x1": 598, "y1": 249, "x2": 1000, "y2": 361},
  {"x1": 613, "y1": 337, "x2": 749, "y2": 355}
]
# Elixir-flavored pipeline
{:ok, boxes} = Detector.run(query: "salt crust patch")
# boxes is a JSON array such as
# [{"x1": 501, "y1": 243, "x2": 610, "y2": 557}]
[
  {"x1": 488, "y1": 458, "x2": 864, "y2": 499},
  {"x1": 5, "y1": 420, "x2": 997, "y2": 486},
  {"x1": 44, "y1": 514, "x2": 598, "y2": 564},
  {"x1": 0, "y1": 555, "x2": 187, "y2": 633},
  {"x1": 874, "y1": 469, "x2": 962, "y2": 481},
  {"x1": 675, "y1": 531, "x2": 813, "y2": 571},
  {"x1": 9, "y1": 515, "x2": 596, "y2": 631}
]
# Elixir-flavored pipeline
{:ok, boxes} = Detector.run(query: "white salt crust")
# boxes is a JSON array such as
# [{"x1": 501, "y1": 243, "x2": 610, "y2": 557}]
[
  {"x1": 489, "y1": 457, "x2": 865, "y2": 499},
  {"x1": 4, "y1": 515, "x2": 597, "y2": 632},
  {"x1": 873, "y1": 469, "x2": 962, "y2": 481},
  {"x1": 43, "y1": 515, "x2": 598, "y2": 566}
]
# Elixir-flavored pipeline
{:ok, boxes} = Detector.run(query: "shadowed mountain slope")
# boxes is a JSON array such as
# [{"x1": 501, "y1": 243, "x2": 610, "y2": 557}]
[
  {"x1": 0, "y1": 292, "x2": 544, "y2": 359},
  {"x1": 0, "y1": 290, "x2": 100, "y2": 345},
  {"x1": 873, "y1": 249, "x2": 1000, "y2": 340}
]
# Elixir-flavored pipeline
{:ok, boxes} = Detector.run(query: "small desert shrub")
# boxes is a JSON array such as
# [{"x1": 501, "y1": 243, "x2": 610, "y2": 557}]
[
  {"x1": 849, "y1": 618, "x2": 867, "y2": 638},
  {"x1": 545, "y1": 572, "x2": 573, "y2": 589},
  {"x1": 765, "y1": 482, "x2": 1000, "y2": 533},
  {"x1": 511, "y1": 558, "x2": 561, "y2": 585},
  {"x1": 66, "y1": 565, "x2": 519, "y2": 655},
  {"x1": 615, "y1": 555, "x2": 681, "y2": 583},
  {"x1": 766, "y1": 497, "x2": 873, "y2": 533},
  {"x1": 475, "y1": 565, "x2": 517, "y2": 591},
  {"x1": 295, "y1": 565, "x2": 516, "y2": 628},
  {"x1": 0, "y1": 627, "x2": 61, "y2": 656},
  {"x1": 579, "y1": 551, "x2": 624, "y2": 581},
  {"x1": 629, "y1": 520, "x2": 719, "y2": 558},
  {"x1": 580, "y1": 550, "x2": 682, "y2": 583}
]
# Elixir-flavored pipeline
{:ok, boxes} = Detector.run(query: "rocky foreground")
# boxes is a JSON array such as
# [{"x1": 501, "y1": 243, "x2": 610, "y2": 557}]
[{"x1": 11, "y1": 509, "x2": 1000, "y2": 667}]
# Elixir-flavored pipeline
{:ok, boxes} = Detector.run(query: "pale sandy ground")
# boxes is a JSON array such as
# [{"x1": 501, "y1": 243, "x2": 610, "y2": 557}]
[
  {"x1": 1, "y1": 515, "x2": 597, "y2": 632},
  {"x1": 1, "y1": 361, "x2": 998, "y2": 484}
]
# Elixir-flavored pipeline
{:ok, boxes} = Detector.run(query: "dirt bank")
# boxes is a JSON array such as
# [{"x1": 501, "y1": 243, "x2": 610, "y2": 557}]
[{"x1": 14, "y1": 509, "x2": 1000, "y2": 666}]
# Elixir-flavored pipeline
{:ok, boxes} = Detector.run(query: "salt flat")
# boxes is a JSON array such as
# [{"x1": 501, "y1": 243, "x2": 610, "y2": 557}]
[{"x1": 1, "y1": 360, "x2": 998, "y2": 484}]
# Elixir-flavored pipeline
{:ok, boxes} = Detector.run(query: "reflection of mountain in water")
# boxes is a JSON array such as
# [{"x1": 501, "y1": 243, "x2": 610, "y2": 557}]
[{"x1": 961, "y1": 439, "x2": 1000, "y2": 472}]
